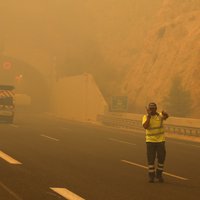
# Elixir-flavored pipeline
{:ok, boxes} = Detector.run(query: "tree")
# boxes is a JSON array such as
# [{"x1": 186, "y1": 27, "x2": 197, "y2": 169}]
[{"x1": 163, "y1": 76, "x2": 192, "y2": 117}]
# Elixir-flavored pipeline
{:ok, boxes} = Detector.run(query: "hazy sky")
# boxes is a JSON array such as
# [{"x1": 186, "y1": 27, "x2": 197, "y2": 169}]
[
  {"x1": 0, "y1": 0, "x2": 163, "y2": 84},
  {"x1": 1, "y1": 1, "x2": 93, "y2": 55}
]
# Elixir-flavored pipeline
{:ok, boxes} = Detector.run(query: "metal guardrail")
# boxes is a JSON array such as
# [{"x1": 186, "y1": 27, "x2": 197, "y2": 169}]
[
  {"x1": 97, "y1": 114, "x2": 200, "y2": 137},
  {"x1": 165, "y1": 125, "x2": 200, "y2": 137}
]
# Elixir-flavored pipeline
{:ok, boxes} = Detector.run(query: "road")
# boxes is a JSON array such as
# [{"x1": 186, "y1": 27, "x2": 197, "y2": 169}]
[{"x1": 0, "y1": 112, "x2": 200, "y2": 200}]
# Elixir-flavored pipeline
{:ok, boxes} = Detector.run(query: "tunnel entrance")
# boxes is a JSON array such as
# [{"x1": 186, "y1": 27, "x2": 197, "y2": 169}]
[{"x1": 0, "y1": 55, "x2": 50, "y2": 112}]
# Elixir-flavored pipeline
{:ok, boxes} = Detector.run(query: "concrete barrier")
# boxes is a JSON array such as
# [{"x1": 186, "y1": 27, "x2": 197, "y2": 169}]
[{"x1": 97, "y1": 113, "x2": 200, "y2": 137}]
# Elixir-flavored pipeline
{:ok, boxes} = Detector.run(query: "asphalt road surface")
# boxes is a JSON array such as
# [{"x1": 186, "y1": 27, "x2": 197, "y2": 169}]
[{"x1": 0, "y1": 112, "x2": 200, "y2": 200}]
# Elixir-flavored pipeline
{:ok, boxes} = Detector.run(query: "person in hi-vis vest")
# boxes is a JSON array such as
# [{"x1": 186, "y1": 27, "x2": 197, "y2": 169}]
[{"x1": 142, "y1": 102, "x2": 169, "y2": 183}]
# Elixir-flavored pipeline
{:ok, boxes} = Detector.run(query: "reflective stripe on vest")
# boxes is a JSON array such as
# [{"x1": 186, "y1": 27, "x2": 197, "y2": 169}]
[
  {"x1": 148, "y1": 125, "x2": 163, "y2": 130},
  {"x1": 146, "y1": 131, "x2": 164, "y2": 136}
]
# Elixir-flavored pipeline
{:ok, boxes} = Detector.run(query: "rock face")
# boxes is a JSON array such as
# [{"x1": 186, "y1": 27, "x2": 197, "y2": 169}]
[
  {"x1": 86, "y1": 0, "x2": 162, "y2": 71},
  {"x1": 124, "y1": 0, "x2": 200, "y2": 118}
]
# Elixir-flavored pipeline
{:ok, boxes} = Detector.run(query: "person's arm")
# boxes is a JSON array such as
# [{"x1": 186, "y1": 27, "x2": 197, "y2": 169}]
[
  {"x1": 143, "y1": 114, "x2": 151, "y2": 129},
  {"x1": 143, "y1": 106, "x2": 152, "y2": 129},
  {"x1": 161, "y1": 111, "x2": 169, "y2": 120}
]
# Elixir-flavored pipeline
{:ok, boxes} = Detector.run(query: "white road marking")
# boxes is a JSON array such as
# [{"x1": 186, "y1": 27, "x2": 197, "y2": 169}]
[
  {"x1": 190, "y1": 144, "x2": 200, "y2": 148},
  {"x1": 60, "y1": 127, "x2": 72, "y2": 131},
  {"x1": 121, "y1": 160, "x2": 189, "y2": 181},
  {"x1": 122, "y1": 160, "x2": 147, "y2": 169},
  {"x1": 50, "y1": 187, "x2": 85, "y2": 200},
  {"x1": 10, "y1": 124, "x2": 19, "y2": 128},
  {"x1": 0, "y1": 181, "x2": 23, "y2": 200},
  {"x1": 169, "y1": 140, "x2": 200, "y2": 149},
  {"x1": 109, "y1": 138, "x2": 136, "y2": 146},
  {"x1": 41, "y1": 134, "x2": 60, "y2": 141},
  {"x1": 0, "y1": 151, "x2": 22, "y2": 165}
]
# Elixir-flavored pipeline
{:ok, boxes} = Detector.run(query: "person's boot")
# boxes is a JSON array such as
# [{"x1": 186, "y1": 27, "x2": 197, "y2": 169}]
[
  {"x1": 148, "y1": 172, "x2": 155, "y2": 183},
  {"x1": 156, "y1": 169, "x2": 164, "y2": 183}
]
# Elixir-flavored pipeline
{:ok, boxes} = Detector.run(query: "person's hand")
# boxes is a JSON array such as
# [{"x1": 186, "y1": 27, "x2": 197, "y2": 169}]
[
  {"x1": 162, "y1": 110, "x2": 169, "y2": 119},
  {"x1": 146, "y1": 106, "x2": 151, "y2": 118}
]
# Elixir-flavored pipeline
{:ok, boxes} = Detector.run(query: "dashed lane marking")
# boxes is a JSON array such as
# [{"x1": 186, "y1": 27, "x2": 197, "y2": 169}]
[
  {"x1": 0, "y1": 151, "x2": 22, "y2": 164},
  {"x1": 60, "y1": 127, "x2": 72, "y2": 131},
  {"x1": 109, "y1": 138, "x2": 136, "y2": 146},
  {"x1": 50, "y1": 187, "x2": 85, "y2": 200},
  {"x1": 121, "y1": 160, "x2": 189, "y2": 181},
  {"x1": 0, "y1": 181, "x2": 23, "y2": 200},
  {"x1": 169, "y1": 140, "x2": 200, "y2": 149},
  {"x1": 189, "y1": 144, "x2": 200, "y2": 148},
  {"x1": 41, "y1": 134, "x2": 60, "y2": 141},
  {"x1": 10, "y1": 124, "x2": 19, "y2": 128}
]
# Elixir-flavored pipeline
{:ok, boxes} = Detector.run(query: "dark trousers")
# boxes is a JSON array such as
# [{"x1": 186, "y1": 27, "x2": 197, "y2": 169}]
[{"x1": 146, "y1": 142, "x2": 166, "y2": 178}]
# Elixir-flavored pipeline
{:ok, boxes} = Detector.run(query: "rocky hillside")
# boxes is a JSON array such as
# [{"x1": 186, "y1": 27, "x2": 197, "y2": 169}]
[
  {"x1": 86, "y1": 0, "x2": 162, "y2": 70},
  {"x1": 124, "y1": 0, "x2": 200, "y2": 118}
]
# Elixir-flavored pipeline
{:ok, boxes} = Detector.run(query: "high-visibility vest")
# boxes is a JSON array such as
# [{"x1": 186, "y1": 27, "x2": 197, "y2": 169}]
[{"x1": 142, "y1": 113, "x2": 165, "y2": 142}]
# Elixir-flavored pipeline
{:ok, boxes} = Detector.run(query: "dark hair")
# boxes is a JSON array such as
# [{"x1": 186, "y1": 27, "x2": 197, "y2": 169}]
[{"x1": 148, "y1": 102, "x2": 157, "y2": 109}]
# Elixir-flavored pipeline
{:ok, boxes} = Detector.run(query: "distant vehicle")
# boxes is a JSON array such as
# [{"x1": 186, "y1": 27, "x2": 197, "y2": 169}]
[{"x1": 0, "y1": 85, "x2": 15, "y2": 123}]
